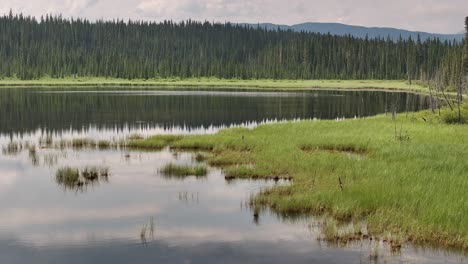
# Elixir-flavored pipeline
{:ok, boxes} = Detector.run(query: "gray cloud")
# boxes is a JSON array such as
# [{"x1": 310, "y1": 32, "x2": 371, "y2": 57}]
[
  {"x1": 0, "y1": 0, "x2": 466, "y2": 33},
  {"x1": 85, "y1": 0, "x2": 100, "y2": 9}
]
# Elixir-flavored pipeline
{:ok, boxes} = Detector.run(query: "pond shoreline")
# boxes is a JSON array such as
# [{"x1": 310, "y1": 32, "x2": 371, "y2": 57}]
[{"x1": 0, "y1": 78, "x2": 431, "y2": 94}]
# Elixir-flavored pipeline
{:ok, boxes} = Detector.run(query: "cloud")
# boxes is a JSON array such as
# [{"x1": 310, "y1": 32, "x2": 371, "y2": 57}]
[
  {"x1": 0, "y1": 0, "x2": 466, "y2": 33},
  {"x1": 0, "y1": 0, "x2": 99, "y2": 17},
  {"x1": 136, "y1": 0, "x2": 263, "y2": 21}
]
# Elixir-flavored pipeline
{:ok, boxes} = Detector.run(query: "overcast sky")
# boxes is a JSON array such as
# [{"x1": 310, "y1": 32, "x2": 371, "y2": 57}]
[{"x1": 0, "y1": 0, "x2": 466, "y2": 33}]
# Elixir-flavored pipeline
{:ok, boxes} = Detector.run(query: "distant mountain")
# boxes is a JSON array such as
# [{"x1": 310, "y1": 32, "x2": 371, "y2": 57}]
[{"x1": 241, "y1": 22, "x2": 464, "y2": 42}]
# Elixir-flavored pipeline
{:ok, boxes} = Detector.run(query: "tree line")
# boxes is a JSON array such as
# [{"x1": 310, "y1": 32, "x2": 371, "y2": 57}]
[{"x1": 0, "y1": 11, "x2": 465, "y2": 83}]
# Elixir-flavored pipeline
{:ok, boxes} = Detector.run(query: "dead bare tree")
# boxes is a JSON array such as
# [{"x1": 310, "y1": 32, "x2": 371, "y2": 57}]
[
  {"x1": 436, "y1": 70, "x2": 453, "y2": 111},
  {"x1": 427, "y1": 79, "x2": 435, "y2": 113},
  {"x1": 456, "y1": 62, "x2": 463, "y2": 123}
]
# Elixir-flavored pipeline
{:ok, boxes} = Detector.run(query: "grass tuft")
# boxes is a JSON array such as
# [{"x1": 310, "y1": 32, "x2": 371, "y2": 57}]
[
  {"x1": 161, "y1": 163, "x2": 207, "y2": 178},
  {"x1": 55, "y1": 166, "x2": 110, "y2": 191},
  {"x1": 56, "y1": 167, "x2": 80, "y2": 187}
]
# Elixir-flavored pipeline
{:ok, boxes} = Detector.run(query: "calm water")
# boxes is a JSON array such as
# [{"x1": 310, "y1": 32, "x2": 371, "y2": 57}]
[
  {"x1": 0, "y1": 88, "x2": 428, "y2": 138},
  {"x1": 0, "y1": 88, "x2": 465, "y2": 263}
]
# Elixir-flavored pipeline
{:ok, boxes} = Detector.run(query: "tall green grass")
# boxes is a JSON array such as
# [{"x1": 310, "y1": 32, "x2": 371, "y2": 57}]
[
  {"x1": 126, "y1": 135, "x2": 182, "y2": 150},
  {"x1": 161, "y1": 163, "x2": 207, "y2": 178},
  {"x1": 55, "y1": 166, "x2": 110, "y2": 190},
  {"x1": 56, "y1": 167, "x2": 80, "y2": 186}
]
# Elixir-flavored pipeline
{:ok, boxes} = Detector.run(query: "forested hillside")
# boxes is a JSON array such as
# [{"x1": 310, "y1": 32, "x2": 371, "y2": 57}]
[
  {"x1": 242, "y1": 22, "x2": 464, "y2": 42},
  {"x1": 0, "y1": 12, "x2": 464, "y2": 82}
]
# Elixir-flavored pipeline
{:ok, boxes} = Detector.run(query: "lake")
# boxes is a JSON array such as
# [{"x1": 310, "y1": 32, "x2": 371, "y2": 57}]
[
  {"x1": 0, "y1": 88, "x2": 428, "y2": 137},
  {"x1": 0, "y1": 88, "x2": 465, "y2": 263}
]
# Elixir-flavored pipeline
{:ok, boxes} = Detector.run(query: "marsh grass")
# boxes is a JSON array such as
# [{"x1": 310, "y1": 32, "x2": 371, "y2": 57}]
[
  {"x1": 194, "y1": 152, "x2": 209, "y2": 162},
  {"x1": 28, "y1": 144, "x2": 36, "y2": 154},
  {"x1": 56, "y1": 167, "x2": 80, "y2": 188},
  {"x1": 301, "y1": 144, "x2": 368, "y2": 155},
  {"x1": 370, "y1": 242, "x2": 380, "y2": 261},
  {"x1": 127, "y1": 134, "x2": 144, "y2": 140},
  {"x1": 126, "y1": 135, "x2": 182, "y2": 150},
  {"x1": 55, "y1": 166, "x2": 110, "y2": 191},
  {"x1": 417, "y1": 104, "x2": 468, "y2": 124},
  {"x1": 82, "y1": 167, "x2": 100, "y2": 180},
  {"x1": 133, "y1": 112, "x2": 468, "y2": 249},
  {"x1": 161, "y1": 163, "x2": 207, "y2": 178},
  {"x1": 322, "y1": 218, "x2": 339, "y2": 241},
  {"x1": 316, "y1": 217, "x2": 371, "y2": 245},
  {"x1": 383, "y1": 232, "x2": 404, "y2": 252},
  {"x1": 49, "y1": 138, "x2": 118, "y2": 150},
  {"x1": 56, "y1": 139, "x2": 68, "y2": 149},
  {"x1": 71, "y1": 138, "x2": 96, "y2": 148},
  {"x1": 140, "y1": 224, "x2": 147, "y2": 245},
  {"x1": 2, "y1": 141, "x2": 22, "y2": 155},
  {"x1": 28, "y1": 145, "x2": 39, "y2": 166},
  {"x1": 97, "y1": 140, "x2": 112, "y2": 149},
  {"x1": 222, "y1": 164, "x2": 292, "y2": 180},
  {"x1": 82, "y1": 166, "x2": 109, "y2": 180},
  {"x1": 206, "y1": 150, "x2": 253, "y2": 166}
]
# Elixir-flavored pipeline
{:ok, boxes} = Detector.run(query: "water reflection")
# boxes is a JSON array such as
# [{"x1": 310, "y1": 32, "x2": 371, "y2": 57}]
[
  {"x1": 0, "y1": 88, "x2": 428, "y2": 138},
  {"x1": 0, "y1": 143, "x2": 465, "y2": 263}
]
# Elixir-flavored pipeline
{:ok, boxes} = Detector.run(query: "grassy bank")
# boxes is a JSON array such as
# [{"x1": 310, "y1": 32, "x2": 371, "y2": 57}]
[
  {"x1": 0, "y1": 77, "x2": 428, "y2": 93},
  {"x1": 131, "y1": 111, "x2": 468, "y2": 249}
]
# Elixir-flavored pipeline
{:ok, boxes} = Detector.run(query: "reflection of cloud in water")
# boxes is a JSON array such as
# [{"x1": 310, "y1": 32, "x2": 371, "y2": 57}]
[
  {"x1": 0, "y1": 169, "x2": 18, "y2": 192},
  {"x1": 0, "y1": 158, "x2": 26, "y2": 192},
  {"x1": 1, "y1": 223, "x2": 463, "y2": 264},
  {"x1": 0, "y1": 237, "x2": 461, "y2": 264},
  {"x1": 0, "y1": 148, "x2": 290, "y2": 248},
  {"x1": 1, "y1": 217, "x2": 311, "y2": 247},
  {"x1": 0, "y1": 205, "x2": 161, "y2": 228}
]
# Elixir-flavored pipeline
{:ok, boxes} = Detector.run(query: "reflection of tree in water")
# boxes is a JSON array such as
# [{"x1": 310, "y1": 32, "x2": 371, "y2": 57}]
[
  {"x1": 0, "y1": 89, "x2": 429, "y2": 136},
  {"x1": 55, "y1": 166, "x2": 110, "y2": 193}
]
